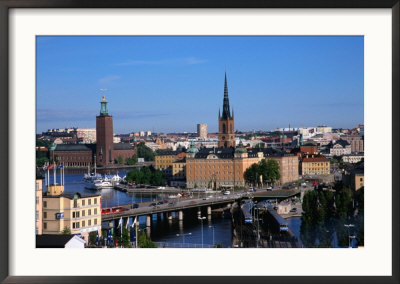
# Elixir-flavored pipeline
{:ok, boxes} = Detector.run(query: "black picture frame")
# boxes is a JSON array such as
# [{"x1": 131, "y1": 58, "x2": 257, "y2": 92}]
[{"x1": 0, "y1": 1, "x2": 398, "y2": 283}]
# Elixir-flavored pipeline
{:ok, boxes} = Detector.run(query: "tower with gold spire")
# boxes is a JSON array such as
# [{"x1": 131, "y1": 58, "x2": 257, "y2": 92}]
[{"x1": 218, "y1": 72, "x2": 235, "y2": 148}]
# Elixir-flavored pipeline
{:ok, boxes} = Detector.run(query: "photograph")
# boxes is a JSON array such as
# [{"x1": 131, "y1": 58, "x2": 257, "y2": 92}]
[{"x1": 35, "y1": 35, "x2": 364, "y2": 249}]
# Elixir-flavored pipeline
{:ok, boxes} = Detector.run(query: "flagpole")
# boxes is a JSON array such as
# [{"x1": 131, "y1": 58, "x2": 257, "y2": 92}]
[
  {"x1": 47, "y1": 164, "x2": 49, "y2": 186},
  {"x1": 53, "y1": 162, "x2": 56, "y2": 185}
]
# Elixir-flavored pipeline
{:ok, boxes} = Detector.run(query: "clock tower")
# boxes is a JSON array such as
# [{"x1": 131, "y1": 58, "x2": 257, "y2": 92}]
[{"x1": 218, "y1": 72, "x2": 235, "y2": 148}]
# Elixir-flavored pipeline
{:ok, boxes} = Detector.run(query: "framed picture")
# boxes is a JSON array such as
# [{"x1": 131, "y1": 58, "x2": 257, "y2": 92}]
[{"x1": 0, "y1": 1, "x2": 398, "y2": 283}]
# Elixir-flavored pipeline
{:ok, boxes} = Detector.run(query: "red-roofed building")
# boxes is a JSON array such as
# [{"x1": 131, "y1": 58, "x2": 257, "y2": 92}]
[{"x1": 300, "y1": 154, "x2": 330, "y2": 176}]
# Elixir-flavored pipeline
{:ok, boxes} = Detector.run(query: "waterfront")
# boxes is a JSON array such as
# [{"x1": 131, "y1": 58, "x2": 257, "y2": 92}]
[{"x1": 42, "y1": 169, "x2": 362, "y2": 248}]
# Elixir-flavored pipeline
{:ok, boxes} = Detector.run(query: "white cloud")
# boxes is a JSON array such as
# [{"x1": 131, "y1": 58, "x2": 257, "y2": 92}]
[
  {"x1": 115, "y1": 57, "x2": 207, "y2": 66},
  {"x1": 98, "y1": 75, "x2": 120, "y2": 85}
]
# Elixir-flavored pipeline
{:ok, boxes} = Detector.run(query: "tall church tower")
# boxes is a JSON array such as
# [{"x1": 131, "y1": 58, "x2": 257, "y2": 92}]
[
  {"x1": 96, "y1": 96, "x2": 114, "y2": 165},
  {"x1": 218, "y1": 72, "x2": 235, "y2": 148}
]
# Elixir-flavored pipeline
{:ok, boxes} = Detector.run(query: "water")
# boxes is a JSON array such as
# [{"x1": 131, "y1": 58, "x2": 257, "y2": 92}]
[
  {"x1": 43, "y1": 170, "x2": 167, "y2": 207},
  {"x1": 286, "y1": 216, "x2": 363, "y2": 248},
  {"x1": 43, "y1": 169, "x2": 233, "y2": 247}
]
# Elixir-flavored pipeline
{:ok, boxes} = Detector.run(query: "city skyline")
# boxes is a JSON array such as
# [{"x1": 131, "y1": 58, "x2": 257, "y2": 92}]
[{"x1": 37, "y1": 36, "x2": 364, "y2": 134}]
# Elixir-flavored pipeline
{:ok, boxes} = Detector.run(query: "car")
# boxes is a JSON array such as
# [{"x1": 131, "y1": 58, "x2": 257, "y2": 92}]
[
  {"x1": 131, "y1": 203, "x2": 139, "y2": 209},
  {"x1": 169, "y1": 201, "x2": 176, "y2": 206},
  {"x1": 266, "y1": 186, "x2": 273, "y2": 191},
  {"x1": 157, "y1": 201, "x2": 164, "y2": 205},
  {"x1": 223, "y1": 191, "x2": 231, "y2": 195},
  {"x1": 290, "y1": 207, "x2": 297, "y2": 212},
  {"x1": 149, "y1": 203, "x2": 157, "y2": 207}
]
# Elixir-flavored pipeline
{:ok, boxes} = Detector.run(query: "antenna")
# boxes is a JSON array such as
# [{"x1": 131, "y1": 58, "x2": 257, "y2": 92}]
[{"x1": 100, "y1": 88, "x2": 107, "y2": 97}]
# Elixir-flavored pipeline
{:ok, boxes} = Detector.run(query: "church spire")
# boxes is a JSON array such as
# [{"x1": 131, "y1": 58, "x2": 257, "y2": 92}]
[{"x1": 222, "y1": 72, "x2": 231, "y2": 119}]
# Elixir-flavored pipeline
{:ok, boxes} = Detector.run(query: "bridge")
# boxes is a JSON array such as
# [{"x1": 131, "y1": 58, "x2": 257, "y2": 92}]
[{"x1": 101, "y1": 189, "x2": 300, "y2": 231}]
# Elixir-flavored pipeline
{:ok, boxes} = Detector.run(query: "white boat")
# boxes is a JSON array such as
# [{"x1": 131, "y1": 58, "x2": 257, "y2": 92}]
[{"x1": 94, "y1": 179, "x2": 113, "y2": 190}]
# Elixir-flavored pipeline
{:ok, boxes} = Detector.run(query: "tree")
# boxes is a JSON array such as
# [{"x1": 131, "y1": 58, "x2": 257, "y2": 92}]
[
  {"x1": 89, "y1": 231, "x2": 97, "y2": 246},
  {"x1": 117, "y1": 155, "x2": 123, "y2": 165},
  {"x1": 243, "y1": 164, "x2": 258, "y2": 186},
  {"x1": 125, "y1": 154, "x2": 138, "y2": 165},
  {"x1": 138, "y1": 231, "x2": 157, "y2": 248},
  {"x1": 61, "y1": 226, "x2": 71, "y2": 235},
  {"x1": 243, "y1": 159, "x2": 280, "y2": 187},
  {"x1": 137, "y1": 142, "x2": 155, "y2": 161},
  {"x1": 262, "y1": 159, "x2": 280, "y2": 185},
  {"x1": 121, "y1": 227, "x2": 132, "y2": 248},
  {"x1": 335, "y1": 187, "x2": 353, "y2": 219}
]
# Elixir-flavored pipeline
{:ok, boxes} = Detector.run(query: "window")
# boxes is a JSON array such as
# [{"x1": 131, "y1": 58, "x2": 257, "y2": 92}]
[
  {"x1": 73, "y1": 199, "x2": 78, "y2": 208},
  {"x1": 82, "y1": 210, "x2": 85, "y2": 217},
  {"x1": 88, "y1": 209, "x2": 91, "y2": 216},
  {"x1": 43, "y1": 212, "x2": 47, "y2": 219},
  {"x1": 94, "y1": 219, "x2": 97, "y2": 225},
  {"x1": 94, "y1": 198, "x2": 97, "y2": 204},
  {"x1": 88, "y1": 199, "x2": 91, "y2": 205},
  {"x1": 94, "y1": 208, "x2": 97, "y2": 215},
  {"x1": 43, "y1": 223, "x2": 47, "y2": 229},
  {"x1": 72, "y1": 211, "x2": 80, "y2": 218},
  {"x1": 88, "y1": 219, "x2": 92, "y2": 226},
  {"x1": 82, "y1": 220, "x2": 85, "y2": 227},
  {"x1": 36, "y1": 196, "x2": 39, "y2": 204},
  {"x1": 82, "y1": 200, "x2": 85, "y2": 206},
  {"x1": 35, "y1": 210, "x2": 39, "y2": 219},
  {"x1": 43, "y1": 201, "x2": 47, "y2": 208}
]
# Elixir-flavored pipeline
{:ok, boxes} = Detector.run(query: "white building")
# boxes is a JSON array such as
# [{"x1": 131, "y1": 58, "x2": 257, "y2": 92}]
[
  {"x1": 330, "y1": 140, "x2": 352, "y2": 156},
  {"x1": 342, "y1": 154, "x2": 364, "y2": 164}
]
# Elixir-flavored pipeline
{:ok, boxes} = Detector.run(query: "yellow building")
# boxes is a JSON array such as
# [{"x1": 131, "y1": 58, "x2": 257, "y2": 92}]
[
  {"x1": 155, "y1": 151, "x2": 186, "y2": 178},
  {"x1": 172, "y1": 159, "x2": 186, "y2": 180},
  {"x1": 42, "y1": 185, "x2": 101, "y2": 242},
  {"x1": 300, "y1": 154, "x2": 330, "y2": 175},
  {"x1": 35, "y1": 173, "x2": 43, "y2": 235}
]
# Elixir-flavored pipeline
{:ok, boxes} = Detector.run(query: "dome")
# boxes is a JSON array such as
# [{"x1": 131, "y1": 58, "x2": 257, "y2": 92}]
[
  {"x1": 235, "y1": 141, "x2": 247, "y2": 153},
  {"x1": 187, "y1": 141, "x2": 199, "y2": 154}
]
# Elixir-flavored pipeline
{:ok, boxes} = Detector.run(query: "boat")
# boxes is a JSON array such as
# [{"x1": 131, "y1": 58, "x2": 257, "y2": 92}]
[{"x1": 93, "y1": 179, "x2": 113, "y2": 190}]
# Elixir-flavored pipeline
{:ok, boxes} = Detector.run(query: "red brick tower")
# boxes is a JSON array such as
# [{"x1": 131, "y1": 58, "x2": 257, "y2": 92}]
[
  {"x1": 218, "y1": 72, "x2": 235, "y2": 148},
  {"x1": 96, "y1": 96, "x2": 114, "y2": 165}
]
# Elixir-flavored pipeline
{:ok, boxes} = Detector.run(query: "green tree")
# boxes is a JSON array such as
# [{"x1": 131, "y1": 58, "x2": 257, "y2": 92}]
[
  {"x1": 262, "y1": 159, "x2": 280, "y2": 185},
  {"x1": 117, "y1": 155, "x2": 123, "y2": 165},
  {"x1": 335, "y1": 187, "x2": 353, "y2": 219},
  {"x1": 89, "y1": 231, "x2": 97, "y2": 246},
  {"x1": 243, "y1": 163, "x2": 258, "y2": 186},
  {"x1": 137, "y1": 142, "x2": 155, "y2": 161},
  {"x1": 138, "y1": 231, "x2": 157, "y2": 248},
  {"x1": 36, "y1": 156, "x2": 49, "y2": 167},
  {"x1": 61, "y1": 226, "x2": 71, "y2": 235},
  {"x1": 301, "y1": 190, "x2": 320, "y2": 224},
  {"x1": 125, "y1": 154, "x2": 138, "y2": 165},
  {"x1": 121, "y1": 227, "x2": 132, "y2": 248}
]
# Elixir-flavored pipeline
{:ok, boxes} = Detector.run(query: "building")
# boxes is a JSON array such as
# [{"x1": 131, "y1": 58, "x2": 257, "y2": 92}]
[
  {"x1": 341, "y1": 135, "x2": 364, "y2": 153},
  {"x1": 197, "y1": 124, "x2": 208, "y2": 139},
  {"x1": 76, "y1": 128, "x2": 96, "y2": 143},
  {"x1": 329, "y1": 140, "x2": 352, "y2": 156},
  {"x1": 36, "y1": 234, "x2": 86, "y2": 248},
  {"x1": 316, "y1": 126, "x2": 332, "y2": 133},
  {"x1": 36, "y1": 170, "x2": 43, "y2": 235},
  {"x1": 218, "y1": 73, "x2": 235, "y2": 148},
  {"x1": 42, "y1": 176, "x2": 101, "y2": 242},
  {"x1": 300, "y1": 143, "x2": 318, "y2": 155},
  {"x1": 186, "y1": 143, "x2": 299, "y2": 189},
  {"x1": 342, "y1": 153, "x2": 364, "y2": 164},
  {"x1": 155, "y1": 151, "x2": 186, "y2": 180},
  {"x1": 343, "y1": 168, "x2": 364, "y2": 191},
  {"x1": 300, "y1": 154, "x2": 330, "y2": 176},
  {"x1": 51, "y1": 96, "x2": 136, "y2": 167}
]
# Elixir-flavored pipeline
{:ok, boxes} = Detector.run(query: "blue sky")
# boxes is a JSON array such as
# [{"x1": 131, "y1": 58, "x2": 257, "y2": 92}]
[{"x1": 36, "y1": 36, "x2": 364, "y2": 134}]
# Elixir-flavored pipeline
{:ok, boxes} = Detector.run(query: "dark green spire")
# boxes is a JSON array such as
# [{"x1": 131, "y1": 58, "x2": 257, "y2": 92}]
[{"x1": 222, "y1": 72, "x2": 231, "y2": 119}]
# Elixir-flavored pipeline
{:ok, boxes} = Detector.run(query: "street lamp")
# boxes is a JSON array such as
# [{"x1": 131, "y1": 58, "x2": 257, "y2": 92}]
[
  {"x1": 209, "y1": 225, "x2": 215, "y2": 246},
  {"x1": 254, "y1": 207, "x2": 260, "y2": 248},
  {"x1": 198, "y1": 216, "x2": 206, "y2": 248},
  {"x1": 176, "y1": 232, "x2": 192, "y2": 245},
  {"x1": 344, "y1": 224, "x2": 355, "y2": 248}
]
